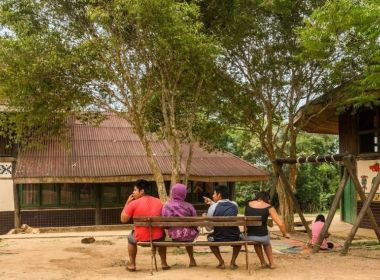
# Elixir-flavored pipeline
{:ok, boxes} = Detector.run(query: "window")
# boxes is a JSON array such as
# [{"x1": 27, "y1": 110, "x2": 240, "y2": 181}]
[
  {"x1": 41, "y1": 184, "x2": 59, "y2": 206},
  {"x1": 21, "y1": 184, "x2": 39, "y2": 206},
  {"x1": 120, "y1": 183, "x2": 134, "y2": 204},
  {"x1": 358, "y1": 109, "x2": 380, "y2": 154},
  {"x1": 78, "y1": 184, "x2": 95, "y2": 204},
  {"x1": 19, "y1": 183, "x2": 96, "y2": 208},
  {"x1": 61, "y1": 184, "x2": 76, "y2": 205},
  {"x1": 102, "y1": 185, "x2": 118, "y2": 204}
]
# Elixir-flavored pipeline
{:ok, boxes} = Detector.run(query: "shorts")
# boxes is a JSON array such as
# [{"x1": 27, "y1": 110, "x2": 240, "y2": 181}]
[
  {"x1": 207, "y1": 233, "x2": 244, "y2": 242},
  {"x1": 245, "y1": 235, "x2": 271, "y2": 245},
  {"x1": 127, "y1": 230, "x2": 166, "y2": 245}
]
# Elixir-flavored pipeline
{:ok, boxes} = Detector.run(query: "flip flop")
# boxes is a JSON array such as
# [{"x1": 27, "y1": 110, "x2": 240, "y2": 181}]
[
  {"x1": 230, "y1": 264, "x2": 239, "y2": 270},
  {"x1": 216, "y1": 264, "x2": 226, "y2": 269},
  {"x1": 126, "y1": 262, "x2": 136, "y2": 272},
  {"x1": 126, "y1": 266, "x2": 136, "y2": 272}
]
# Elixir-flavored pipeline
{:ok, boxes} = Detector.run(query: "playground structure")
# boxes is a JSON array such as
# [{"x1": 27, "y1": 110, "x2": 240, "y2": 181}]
[{"x1": 272, "y1": 153, "x2": 380, "y2": 254}]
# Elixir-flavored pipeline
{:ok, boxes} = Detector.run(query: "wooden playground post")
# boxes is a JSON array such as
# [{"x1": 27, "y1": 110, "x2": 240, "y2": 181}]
[
  {"x1": 344, "y1": 158, "x2": 380, "y2": 242},
  {"x1": 341, "y1": 169, "x2": 380, "y2": 255},
  {"x1": 312, "y1": 168, "x2": 349, "y2": 253}
]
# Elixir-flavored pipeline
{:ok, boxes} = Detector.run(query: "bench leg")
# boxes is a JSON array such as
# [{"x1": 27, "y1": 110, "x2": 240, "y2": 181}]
[
  {"x1": 153, "y1": 246, "x2": 158, "y2": 272},
  {"x1": 244, "y1": 243, "x2": 249, "y2": 270}
]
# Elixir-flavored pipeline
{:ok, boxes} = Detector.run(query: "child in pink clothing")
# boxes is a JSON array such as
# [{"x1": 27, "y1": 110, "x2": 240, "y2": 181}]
[{"x1": 311, "y1": 214, "x2": 334, "y2": 249}]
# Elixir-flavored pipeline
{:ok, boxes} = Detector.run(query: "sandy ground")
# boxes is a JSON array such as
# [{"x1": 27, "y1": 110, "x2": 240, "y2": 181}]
[{"x1": 1, "y1": 217, "x2": 380, "y2": 280}]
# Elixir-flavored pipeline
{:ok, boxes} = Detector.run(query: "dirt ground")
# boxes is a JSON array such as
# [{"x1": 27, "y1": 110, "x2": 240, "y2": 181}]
[{"x1": 0, "y1": 229, "x2": 379, "y2": 280}]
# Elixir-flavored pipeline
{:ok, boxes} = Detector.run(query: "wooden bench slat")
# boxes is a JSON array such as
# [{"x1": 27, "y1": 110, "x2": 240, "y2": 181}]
[
  {"x1": 137, "y1": 241, "x2": 259, "y2": 247},
  {"x1": 133, "y1": 221, "x2": 262, "y2": 227},
  {"x1": 133, "y1": 216, "x2": 261, "y2": 222}
]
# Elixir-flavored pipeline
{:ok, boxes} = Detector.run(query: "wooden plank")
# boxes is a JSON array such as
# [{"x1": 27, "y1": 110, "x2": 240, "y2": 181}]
[
  {"x1": 137, "y1": 241, "x2": 259, "y2": 247},
  {"x1": 312, "y1": 168, "x2": 349, "y2": 253},
  {"x1": 133, "y1": 216, "x2": 261, "y2": 222},
  {"x1": 133, "y1": 221, "x2": 262, "y2": 227},
  {"x1": 276, "y1": 153, "x2": 348, "y2": 164}
]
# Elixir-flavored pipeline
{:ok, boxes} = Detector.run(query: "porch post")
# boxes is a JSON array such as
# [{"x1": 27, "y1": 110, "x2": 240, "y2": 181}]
[{"x1": 95, "y1": 184, "x2": 102, "y2": 225}]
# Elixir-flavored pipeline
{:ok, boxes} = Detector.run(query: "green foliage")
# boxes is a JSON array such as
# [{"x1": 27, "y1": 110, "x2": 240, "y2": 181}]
[
  {"x1": 0, "y1": 0, "x2": 219, "y2": 149},
  {"x1": 299, "y1": 0, "x2": 380, "y2": 106},
  {"x1": 295, "y1": 133, "x2": 340, "y2": 212}
]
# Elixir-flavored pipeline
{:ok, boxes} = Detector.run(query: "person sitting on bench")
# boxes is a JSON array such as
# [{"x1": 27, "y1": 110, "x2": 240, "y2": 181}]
[
  {"x1": 120, "y1": 179, "x2": 170, "y2": 272},
  {"x1": 245, "y1": 191, "x2": 289, "y2": 269},
  {"x1": 203, "y1": 185, "x2": 241, "y2": 270},
  {"x1": 162, "y1": 183, "x2": 199, "y2": 267}
]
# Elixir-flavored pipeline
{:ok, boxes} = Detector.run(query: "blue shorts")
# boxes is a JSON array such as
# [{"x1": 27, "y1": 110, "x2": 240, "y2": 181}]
[{"x1": 245, "y1": 235, "x2": 270, "y2": 245}]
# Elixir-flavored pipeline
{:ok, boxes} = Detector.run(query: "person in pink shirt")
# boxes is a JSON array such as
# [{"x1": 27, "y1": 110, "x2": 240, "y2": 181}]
[
  {"x1": 311, "y1": 214, "x2": 334, "y2": 250},
  {"x1": 120, "y1": 179, "x2": 170, "y2": 272}
]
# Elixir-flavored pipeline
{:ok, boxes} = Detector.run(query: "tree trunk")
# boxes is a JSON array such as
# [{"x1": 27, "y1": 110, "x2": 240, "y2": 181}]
[
  {"x1": 140, "y1": 134, "x2": 168, "y2": 202},
  {"x1": 169, "y1": 135, "x2": 182, "y2": 187},
  {"x1": 273, "y1": 163, "x2": 294, "y2": 232},
  {"x1": 183, "y1": 141, "x2": 194, "y2": 186}
]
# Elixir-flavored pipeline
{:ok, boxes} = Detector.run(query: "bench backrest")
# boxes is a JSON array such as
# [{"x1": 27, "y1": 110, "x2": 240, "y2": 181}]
[{"x1": 133, "y1": 216, "x2": 262, "y2": 227}]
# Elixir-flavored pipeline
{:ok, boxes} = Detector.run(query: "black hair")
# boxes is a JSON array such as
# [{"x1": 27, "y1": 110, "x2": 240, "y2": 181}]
[
  {"x1": 254, "y1": 191, "x2": 271, "y2": 204},
  {"x1": 315, "y1": 214, "x2": 325, "y2": 222},
  {"x1": 135, "y1": 179, "x2": 150, "y2": 192},
  {"x1": 214, "y1": 185, "x2": 229, "y2": 199}
]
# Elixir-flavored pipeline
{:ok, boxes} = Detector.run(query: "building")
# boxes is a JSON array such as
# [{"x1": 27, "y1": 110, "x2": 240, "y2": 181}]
[
  {"x1": 298, "y1": 90, "x2": 380, "y2": 228},
  {"x1": 0, "y1": 114, "x2": 268, "y2": 234}
]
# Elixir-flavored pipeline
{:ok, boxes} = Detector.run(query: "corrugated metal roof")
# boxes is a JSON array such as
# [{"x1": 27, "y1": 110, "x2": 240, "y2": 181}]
[{"x1": 14, "y1": 114, "x2": 268, "y2": 182}]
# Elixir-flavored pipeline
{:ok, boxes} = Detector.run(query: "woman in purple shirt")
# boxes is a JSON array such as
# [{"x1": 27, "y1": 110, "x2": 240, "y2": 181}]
[{"x1": 162, "y1": 183, "x2": 199, "y2": 267}]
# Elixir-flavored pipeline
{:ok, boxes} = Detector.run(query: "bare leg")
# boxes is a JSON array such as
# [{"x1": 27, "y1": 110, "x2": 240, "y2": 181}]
[
  {"x1": 209, "y1": 246, "x2": 225, "y2": 269},
  {"x1": 127, "y1": 243, "x2": 137, "y2": 270},
  {"x1": 230, "y1": 245, "x2": 241, "y2": 270},
  {"x1": 185, "y1": 246, "x2": 197, "y2": 267},
  {"x1": 253, "y1": 244, "x2": 267, "y2": 267},
  {"x1": 157, "y1": 247, "x2": 171, "y2": 270},
  {"x1": 263, "y1": 244, "x2": 275, "y2": 268}
]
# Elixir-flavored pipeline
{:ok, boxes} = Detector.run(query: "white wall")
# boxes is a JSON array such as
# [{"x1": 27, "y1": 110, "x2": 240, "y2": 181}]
[{"x1": 0, "y1": 179, "x2": 14, "y2": 211}]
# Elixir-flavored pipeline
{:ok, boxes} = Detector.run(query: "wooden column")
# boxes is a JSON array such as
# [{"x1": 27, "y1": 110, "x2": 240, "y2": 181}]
[
  {"x1": 344, "y1": 158, "x2": 380, "y2": 241},
  {"x1": 95, "y1": 184, "x2": 102, "y2": 225},
  {"x1": 13, "y1": 181, "x2": 21, "y2": 229},
  {"x1": 312, "y1": 168, "x2": 349, "y2": 253},
  {"x1": 277, "y1": 165, "x2": 312, "y2": 237},
  {"x1": 341, "y1": 170, "x2": 380, "y2": 255}
]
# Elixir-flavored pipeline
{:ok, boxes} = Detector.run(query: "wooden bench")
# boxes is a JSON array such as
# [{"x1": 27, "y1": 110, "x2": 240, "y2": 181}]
[{"x1": 133, "y1": 216, "x2": 262, "y2": 273}]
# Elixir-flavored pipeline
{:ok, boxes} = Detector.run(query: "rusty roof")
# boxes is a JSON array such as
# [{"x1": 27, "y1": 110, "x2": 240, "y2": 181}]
[{"x1": 14, "y1": 114, "x2": 268, "y2": 183}]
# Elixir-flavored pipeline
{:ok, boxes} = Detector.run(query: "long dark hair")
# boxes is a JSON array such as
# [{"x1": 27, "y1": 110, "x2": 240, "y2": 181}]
[
  {"x1": 254, "y1": 191, "x2": 271, "y2": 204},
  {"x1": 315, "y1": 214, "x2": 325, "y2": 222}
]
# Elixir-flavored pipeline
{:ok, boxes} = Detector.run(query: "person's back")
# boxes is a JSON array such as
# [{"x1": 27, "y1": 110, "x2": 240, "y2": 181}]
[
  {"x1": 213, "y1": 200, "x2": 240, "y2": 241},
  {"x1": 124, "y1": 195, "x2": 163, "y2": 241},
  {"x1": 120, "y1": 179, "x2": 169, "y2": 272},
  {"x1": 162, "y1": 183, "x2": 199, "y2": 242},
  {"x1": 245, "y1": 201, "x2": 271, "y2": 236},
  {"x1": 311, "y1": 220, "x2": 328, "y2": 248}
]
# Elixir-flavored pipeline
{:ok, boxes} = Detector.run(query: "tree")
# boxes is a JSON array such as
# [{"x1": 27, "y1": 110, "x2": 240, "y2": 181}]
[
  {"x1": 299, "y1": 0, "x2": 380, "y2": 108},
  {"x1": 209, "y1": 0, "x2": 329, "y2": 230},
  {"x1": 0, "y1": 0, "x2": 219, "y2": 201},
  {"x1": 295, "y1": 133, "x2": 339, "y2": 212}
]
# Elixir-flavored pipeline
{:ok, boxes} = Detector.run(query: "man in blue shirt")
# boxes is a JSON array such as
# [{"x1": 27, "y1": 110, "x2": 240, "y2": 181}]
[{"x1": 204, "y1": 185, "x2": 241, "y2": 270}]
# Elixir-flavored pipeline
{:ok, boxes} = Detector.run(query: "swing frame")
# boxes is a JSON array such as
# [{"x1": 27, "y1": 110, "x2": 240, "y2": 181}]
[{"x1": 273, "y1": 153, "x2": 380, "y2": 254}]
